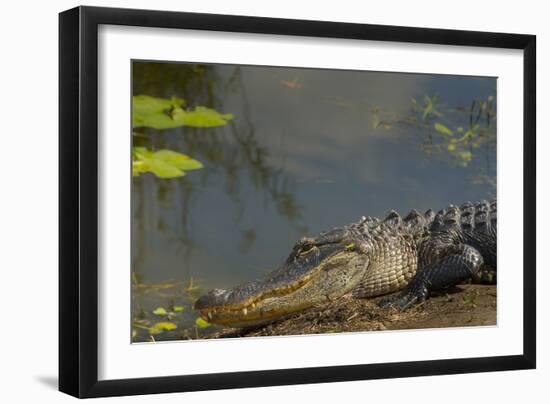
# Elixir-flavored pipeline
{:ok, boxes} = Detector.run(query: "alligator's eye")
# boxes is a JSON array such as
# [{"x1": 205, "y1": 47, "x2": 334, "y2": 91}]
[{"x1": 299, "y1": 244, "x2": 315, "y2": 256}]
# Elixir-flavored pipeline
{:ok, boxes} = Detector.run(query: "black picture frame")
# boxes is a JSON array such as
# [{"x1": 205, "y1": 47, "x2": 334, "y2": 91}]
[{"x1": 59, "y1": 5, "x2": 536, "y2": 398}]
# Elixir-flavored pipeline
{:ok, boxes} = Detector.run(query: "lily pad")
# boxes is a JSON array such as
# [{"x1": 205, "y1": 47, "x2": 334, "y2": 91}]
[
  {"x1": 132, "y1": 95, "x2": 233, "y2": 129},
  {"x1": 151, "y1": 150, "x2": 203, "y2": 171},
  {"x1": 152, "y1": 307, "x2": 168, "y2": 316},
  {"x1": 149, "y1": 321, "x2": 177, "y2": 335},
  {"x1": 195, "y1": 317, "x2": 211, "y2": 328},
  {"x1": 175, "y1": 106, "x2": 234, "y2": 128},
  {"x1": 132, "y1": 147, "x2": 203, "y2": 179}
]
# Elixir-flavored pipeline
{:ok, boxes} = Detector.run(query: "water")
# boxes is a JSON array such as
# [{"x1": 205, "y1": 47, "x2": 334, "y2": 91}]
[{"x1": 131, "y1": 61, "x2": 496, "y2": 341}]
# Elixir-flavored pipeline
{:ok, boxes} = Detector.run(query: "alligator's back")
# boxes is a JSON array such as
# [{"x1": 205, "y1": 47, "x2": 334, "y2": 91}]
[{"x1": 355, "y1": 199, "x2": 496, "y2": 239}]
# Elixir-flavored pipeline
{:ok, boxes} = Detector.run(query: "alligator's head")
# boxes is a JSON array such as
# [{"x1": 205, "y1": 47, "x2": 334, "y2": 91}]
[{"x1": 194, "y1": 228, "x2": 369, "y2": 328}]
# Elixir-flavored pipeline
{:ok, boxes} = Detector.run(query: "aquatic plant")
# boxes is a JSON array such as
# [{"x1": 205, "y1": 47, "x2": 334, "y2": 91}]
[
  {"x1": 131, "y1": 279, "x2": 214, "y2": 342},
  {"x1": 132, "y1": 95, "x2": 234, "y2": 179},
  {"x1": 370, "y1": 94, "x2": 496, "y2": 193},
  {"x1": 132, "y1": 95, "x2": 234, "y2": 129},
  {"x1": 132, "y1": 147, "x2": 202, "y2": 178}
]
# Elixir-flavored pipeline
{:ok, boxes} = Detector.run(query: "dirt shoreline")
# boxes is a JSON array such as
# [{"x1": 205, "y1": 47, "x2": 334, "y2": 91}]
[{"x1": 205, "y1": 284, "x2": 496, "y2": 338}]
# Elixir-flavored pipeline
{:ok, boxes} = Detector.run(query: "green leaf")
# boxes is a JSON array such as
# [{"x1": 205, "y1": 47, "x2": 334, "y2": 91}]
[
  {"x1": 132, "y1": 147, "x2": 203, "y2": 179},
  {"x1": 132, "y1": 146, "x2": 150, "y2": 159},
  {"x1": 152, "y1": 150, "x2": 203, "y2": 171},
  {"x1": 147, "y1": 158, "x2": 185, "y2": 179},
  {"x1": 152, "y1": 307, "x2": 168, "y2": 316},
  {"x1": 133, "y1": 95, "x2": 174, "y2": 114},
  {"x1": 422, "y1": 96, "x2": 433, "y2": 120},
  {"x1": 176, "y1": 106, "x2": 234, "y2": 128},
  {"x1": 434, "y1": 123, "x2": 454, "y2": 136},
  {"x1": 149, "y1": 321, "x2": 177, "y2": 335},
  {"x1": 132, "y1": 95, "x2": 233, "y2": 129},
  {"x1": 132, "y1": 160, "x2": 148, "y2": 177},
  {"x1": 421, "y1": 95, "x2": 442, "y2": 120},
  {"x1": 132, "y1": 95, "x2": 174, "y2": 129},
  {"x1": 459, "y1": 150, "x2": 472, "y2": 162},
  {"x1": 170, "y1": 96, "x2": 185, "y2": 108},
  {"x1": 195, "y1": 317, "x2": 211, "y2": 328},
  {"x1": 172, "y1": 306, "x2": 184, "y2": 312}
]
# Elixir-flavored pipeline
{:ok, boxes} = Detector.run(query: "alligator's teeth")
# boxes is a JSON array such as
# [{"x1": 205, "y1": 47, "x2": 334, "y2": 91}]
[
  {"x1": 242, "y1": 308, "x2": 248, "y2": 316},
  {"x1": 207, "y1": 312, "x2": 213, "y2": 320}
]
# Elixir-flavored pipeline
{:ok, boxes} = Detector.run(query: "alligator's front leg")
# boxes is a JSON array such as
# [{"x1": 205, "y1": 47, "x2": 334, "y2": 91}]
[{"x1": 378, "y1": 243, "x2": 484, "y2": 310}]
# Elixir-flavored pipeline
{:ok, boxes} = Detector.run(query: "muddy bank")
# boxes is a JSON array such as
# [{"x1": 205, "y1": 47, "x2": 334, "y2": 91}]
[{"x1": 205, "y1": 284, "x2": 496, "y2": 338}]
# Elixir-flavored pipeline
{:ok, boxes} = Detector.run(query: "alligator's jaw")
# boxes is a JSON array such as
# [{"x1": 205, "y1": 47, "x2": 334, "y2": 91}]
[
  {"x1": 194, "y1": 244, "x2": 369, "y2": 327},
  {"x1": 195, "y1": 266, "x2": 324, "y2": 327},
  {"x1": 198, "y1": 300, "x2": 317, "y2": 328}
]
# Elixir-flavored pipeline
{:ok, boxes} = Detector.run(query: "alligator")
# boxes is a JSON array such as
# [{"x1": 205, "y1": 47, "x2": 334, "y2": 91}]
[{"x1": 194, "y1": 200, "x2": 497, "y2": 328}]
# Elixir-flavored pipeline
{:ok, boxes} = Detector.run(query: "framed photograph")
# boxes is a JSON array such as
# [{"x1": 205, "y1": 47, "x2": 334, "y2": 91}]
[{"x1": 59, "y1": 6, "x2": 536, "y2": 398}]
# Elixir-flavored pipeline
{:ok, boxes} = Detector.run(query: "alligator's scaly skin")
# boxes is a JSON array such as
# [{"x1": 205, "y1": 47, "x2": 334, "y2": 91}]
[
  {"x1": 375, "y1": 200, "x2": 496, "y2": 309},
  {"x1": 195, "y1": 200, "x2": 497, "y2": 327}
]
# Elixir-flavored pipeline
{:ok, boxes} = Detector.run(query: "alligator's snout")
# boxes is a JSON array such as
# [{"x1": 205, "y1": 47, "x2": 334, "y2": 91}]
[
  {"x1": 193, "y1": 278, "x2": 289, "y2": 326},
  {"x1": 193, "y1": 234, "x2": 369, "y2": 328},
  {"x1": 194, "y1": 288, "x2": 232, "y2": 322},
  {"x1": 194, "y1": 288, "x2": 229, "y2": 310}
]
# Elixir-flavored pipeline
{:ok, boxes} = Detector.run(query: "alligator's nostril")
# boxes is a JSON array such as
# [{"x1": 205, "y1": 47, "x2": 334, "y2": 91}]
[{"x1": 194, "y1": 288, "x2": 230, "y2": 310}]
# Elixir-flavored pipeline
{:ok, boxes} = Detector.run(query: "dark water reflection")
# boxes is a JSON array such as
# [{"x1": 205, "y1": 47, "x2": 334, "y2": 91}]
[{"x1": 131, "y1": 62, "x2": 495, "y2": 340}]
